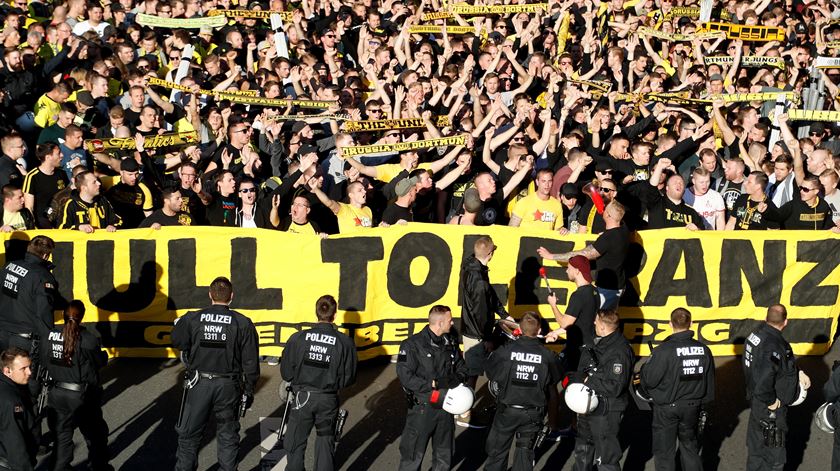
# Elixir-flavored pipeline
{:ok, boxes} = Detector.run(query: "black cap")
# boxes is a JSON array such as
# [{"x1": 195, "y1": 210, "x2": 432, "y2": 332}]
[
  {"x1": 120, "y1": 157, "x2": 140, "y2": 172},
  {"x1": 561, "y1": 183, "x2": 579, "y2": 199},
  {"x1": 110, "y1": 2, "x2": 125, "y2": 12},
  {"x1": 291, "y1": 121, "x2": 308, "y2": 134},
  {"x1": 297, "y1": 144, "x2": 318, "y2": 157},
  {"x1": 595, "y1": 161, "x2": 612, "y2": 173},
  {"x1": 76, "y1": 90, "x2": 95, "y2": 106}
]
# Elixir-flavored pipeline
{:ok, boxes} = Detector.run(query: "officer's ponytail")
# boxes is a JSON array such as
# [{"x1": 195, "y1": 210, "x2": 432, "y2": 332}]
[{"x1": 62, "y1": 300, "x2": 86, "y2": 366}]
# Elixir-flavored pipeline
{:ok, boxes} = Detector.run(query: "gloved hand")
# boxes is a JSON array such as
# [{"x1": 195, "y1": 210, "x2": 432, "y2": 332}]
[
  {"x1": 435, "y1": 374, "x2": 461, "y2": 389},
  {"x1": 244, "y1": 393, "x2": 255, "y2": 410}
]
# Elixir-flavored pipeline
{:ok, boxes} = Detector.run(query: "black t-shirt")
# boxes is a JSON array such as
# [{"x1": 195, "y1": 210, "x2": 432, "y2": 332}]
[
  {"x1": 105, "y1": 182, "x2": 153, "y2": 229},
  {"x1": 592, "y1": 225, "x2": 630, "y2": 290},
  {"x1": 475, "y1": 188, "x2": 507, "y2": 226},
  {"x1": 22, "y1": 167, "x2": 68, "y2": 228},
  {"x1": 565, "y1": 284, "x2": 599, "y2": 351},
  {"x1": 139, "y1": 209, "x2": 193, "y2": 227},
  {"x1": 179, "y1": 186, "x2": 207, "y2": 225},
  {"x1": 577, "y1": 199, "x2": 606, "y2": 234},
  {"x1": 716, "y1": 179, "x2": 744, "y2": 215},
  {"x1": 777, "y1": 197, "x2": 833, "y2": 230},
  {"x1": 730, "y1": 194, "x2": 778, "y2": 230},
  {"x1": 206, "y1": 192, "x2": 239, "y2": 227},
  {"x1": 211, "y1": 143, "x2": 245, "y2": 177},
  {"x1": 382, "y1": 202, "x2": 413, "y2": 225},
  {"x1": 412, "y1": 187, "x2": 437, "y2": 223},
  {"x1": 647, "y1": 196, "x2": 705, "y2": 229}
]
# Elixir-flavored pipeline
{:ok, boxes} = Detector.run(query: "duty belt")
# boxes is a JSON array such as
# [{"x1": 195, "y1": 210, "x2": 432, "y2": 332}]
[
  {"x1": 664, "y1": 400, "x2": 701, "y2": 408},
  {"x1": 11, "y1": 331, "x2": 33, "y2": 339},
  {"x1": 197, "y1": 371, "x2": 239, "y2": 380},
  {"x1": 504, "y1": 403, "x2": 544, "y2": 412},
  {"x1": 55, "y1": 381, "x2": 85, "y2": 392}
]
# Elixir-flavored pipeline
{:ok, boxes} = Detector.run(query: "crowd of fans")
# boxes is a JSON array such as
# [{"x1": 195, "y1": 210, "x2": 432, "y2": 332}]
[{"x1": 0, "y1": 0, "x2": 837, "y2": 237}]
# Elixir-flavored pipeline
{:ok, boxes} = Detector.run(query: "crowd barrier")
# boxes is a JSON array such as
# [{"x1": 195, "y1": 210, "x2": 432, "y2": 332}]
[{"x1": 2, "y1": 225, "x2": 837, "y2": 358}]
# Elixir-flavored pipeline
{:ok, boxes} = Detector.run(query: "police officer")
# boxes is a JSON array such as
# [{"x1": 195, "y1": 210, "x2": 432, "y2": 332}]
[
  {"x1": 823, "y1": 360, "x2": 840, "y2": 470},
  {"x1": 743, "y1": 304, "x2": 810, "y2": 471},
  {"x1": 573, "y1": 309, "x2": 633, "y2": 471},
  {"x1": 639, "y1": 308, "x2": 715, "y2": 471},
  {"x1": 171, "y1": 277, "x2": 259, "y2": 471},
  {"x1": 0, "y1": 235, "x2": 60, "y2": 400},
  {"x1": 397, "y1": 305, "x2": 467, "y2": 471},
  {"x1": 0, "y1": 348, "x2": 37, "y2": 470},
  {"x1": 484, "y1": 312, "x2": 561, "y2": 471},
  {"x1": 43, "y1": 300, "x2": 111, "y2": 471},
  {"x1": 280, "y1": 294, "x2": 357, "y2": 471}
]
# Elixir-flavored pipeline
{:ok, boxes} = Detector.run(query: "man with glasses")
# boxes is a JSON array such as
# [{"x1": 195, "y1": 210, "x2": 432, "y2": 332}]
[
  {"x1": 770, "y1": 175, "x2": 833, "y2": 230},
  {"x1": 205, "y1": 120, "x2": 256, "y2": 178}
]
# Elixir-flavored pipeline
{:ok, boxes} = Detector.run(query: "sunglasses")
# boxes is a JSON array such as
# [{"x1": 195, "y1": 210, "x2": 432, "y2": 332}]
[
  {"x1": 600, "y1": 188, "x2": 617, "y2": 193},
  {"x1": 234, "y1": 127, "x2": 252, "y2": 134},
  {"x1": 800, "y1": 187, "x2": 818, "y2": 192},
  {"x1": 239, "y1": 188, "x2": 257, "y2": 194}
]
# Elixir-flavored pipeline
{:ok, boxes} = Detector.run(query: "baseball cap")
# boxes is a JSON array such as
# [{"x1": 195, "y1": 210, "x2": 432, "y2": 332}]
[
  {"x1": 795, "y1": 23, "x2": 807, "y2": 34},
  {"x1": 595, "y1": 161, "x2": 612, "y2": 173},
  {"x1": 258, "y1": 40, "x2": 272, "y2": 51},
  {"x1": 120, "y1": 157, "x2": 140, "y2": 172},
  {"x1": 709, "y1": 73, "x2": 724, "y2": 82},
  {"x1": 810, "y1": 122, "x2": 826, "y2": 134},
  {"x1": 560, "y1": 183, "x2": 579, "y2": 199},
  {"x1": 291, "y1": 121, "x2": 308, "y2": 134},
  {"x1": 110, "y1": 2, "x2": 125, "y2": 12},
  {"x1": 297, "y1": 144, "x2": 318, "y2": 157},
  {"x1": 76, "y1": 90, "x2": 95, "y2": 106},
  {"x1": 395, "y1": 176, "x2": 418, "y2": 197},
  {"x1": 568, "y1": 255, "x2": 593, "y2": 283}
]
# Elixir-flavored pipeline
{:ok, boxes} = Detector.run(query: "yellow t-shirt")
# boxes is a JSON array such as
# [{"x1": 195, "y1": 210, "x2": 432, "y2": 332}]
[
  {"x1": 286, "y1": 221, "x2": 318, "y2": 236},
  {"x1": 375, "y1": 162, "x2": 433, "y2": 183},
  {"x1": 336, "y1": 203, "x2": 373, "y2": 233},
  {"x1": 2, "y1": 211, "x2": 26, "y2": 231},
  {"x1": 33, "y1": 94, "x2": 61, "y2": 128},
  {"x1": 511, "y1": 193, "x2": 564, "y2": 231}
]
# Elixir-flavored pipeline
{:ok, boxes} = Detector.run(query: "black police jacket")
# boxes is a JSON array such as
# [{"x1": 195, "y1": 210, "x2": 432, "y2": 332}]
[
  {"x1": 824, "y1": 361, "x2": 840, "y2": 405},
  {"x1": 171, "y1": 304, "x2": 260, "y2": 394},
  {"x1": 397, "y1": 326, "x2": 467, "y2": 399},
  {"x1": 0, "y1": 252, "x2": 59, "y2": 337},
  {"x1": 640, "y1": 330, "x2": 715, "y2": 405},
  {"x1": 458, "y1": 255, "x2": 508, "y2": 341},
  {"x1": 486, "y1": 336, "x2": 562, "y2": 409},
  {"x1": 586, "y1": 330, "x2": 634, "y2": 412},
  {"x1": 280, "y1": 323, "x2": 357, "y2": 393},
  {"x1": 0, "y1": 374, "x2": 37, "y2": 471},
  {"x1": 743, "y1": 322, "x2": 800, "y2": 407},
  {"x1": 42, "y1": 326, "x2": 108, "y2": 386}
]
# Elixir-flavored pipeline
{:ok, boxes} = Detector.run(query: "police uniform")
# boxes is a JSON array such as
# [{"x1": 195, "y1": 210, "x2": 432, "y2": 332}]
[
  {"x1": 573, "y1": 330, "x2": 633, "y2": 471},
  {"x1": 640, "y1": 330, "x2": 715, "y2": 471},
  {"x1": 280, "y1": 323, "x2": 357, "y2": 471},
  {"x1": 171, "y1": 304, "x2": 259, "y2": 471},
  {"x1": 396, "y1": 325, "x2": 467, "y2": 471},
  {"x1": 0, "y1": 372, "x2": 37, "y2": 470},
  {"x1": 42, "y1": 325, "x2": 111, "y2": 471},
  {"x1": 823, "y1": 360, "x2": 840, "y2": 471},
  {"x1": 743, "y1": 322, "x2": 802, "y2": 471},
  {"x1": 484, "y1": 336, "x2": 561, "y2": 471},
  {"x1": 0, "y1": 252, "x2": 60, "y2": 399}
]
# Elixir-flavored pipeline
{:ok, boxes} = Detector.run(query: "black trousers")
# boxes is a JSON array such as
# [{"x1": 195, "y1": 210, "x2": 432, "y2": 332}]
[
  {"x1": 484, "y1": 405, "x2": 543, "y2": 471},
  {"x1": 833, "y1": 406, "x2": 840, "y2": 471},
  {"x1": 573, "y1": 411, "x2": 623, "y2": 471},
  {"x1": 175, "y1": 376, "x2": 241, "y2": 471},
  {"x1": 651, "y1": 404, "x2": 702, "y2": 471},
  {"x1": 47, "y1": 385, "x2": 110, "y2": 471},
  {"x1": 398, "y1": 403, "x2": 453, "y2": 471},
  {"x1": 283, "y1": 391, "x2": 338, "y2": 471},
  {"x1": 746, "y1": 400, "x2": 786, "y2": 471}
]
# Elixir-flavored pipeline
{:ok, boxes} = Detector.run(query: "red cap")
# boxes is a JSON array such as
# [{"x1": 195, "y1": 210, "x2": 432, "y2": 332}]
[{"x1": 568, "y1": 255, "x2": 593, "y2": 283}]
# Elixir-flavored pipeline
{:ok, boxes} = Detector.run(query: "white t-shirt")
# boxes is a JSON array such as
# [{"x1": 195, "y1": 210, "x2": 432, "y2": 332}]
[
  {"x1": 684, "y1": 188, "x2": 726, "y2": 230},
  {"x1": 825, "y1": 190, "x2": 840, "y2": 225}
]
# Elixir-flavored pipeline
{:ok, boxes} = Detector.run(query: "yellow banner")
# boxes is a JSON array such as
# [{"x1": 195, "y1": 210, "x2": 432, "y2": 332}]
[
  {"x1": 638, "y1": 26, "x2": 725, "y2": 42},
  {"x1": 147, "y1": 77, "x2": 259, "y2": 97},
  {"x1": 787, "y1": 109, "x2": 840, "y2": 122},
  {"x1": 84, "y1": 131, "x2": 198, "y2": 153},
  {"x1": 664, "y1": 6, "x2": 731, "y2": 20},
  {"x1": 342, "y1": 116, "x2": 450, "y2": 132},
  {"x1": 699, "y1": 22, "x2": 785, "y2": 41},
  {"x1": 408, "y1": 25, "x2": 475, "y2": 34},
  {"x1": 341, "y1": 134, "x2": 466, "y2": 157},
  {"x1": 207, "y1": 9, "x2": 293, "y2": 20},
  {"x1": 136, "y1": 13, "x2": 227, "y2": 29},
  {"x1": 6, "y1": 226, "x2": 838, "y2": 359},
  {"x1": 705, "y1": 55, "x2": 786, "y2": 70}
]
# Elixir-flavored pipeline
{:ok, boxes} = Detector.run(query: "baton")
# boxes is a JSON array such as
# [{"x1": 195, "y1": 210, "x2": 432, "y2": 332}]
[
  {"x1": 276, "y1": 385, "x2": 293, "y2": 441},
  {"x1": 539, "y1": 267, "x2": 554, "y2": 296}
]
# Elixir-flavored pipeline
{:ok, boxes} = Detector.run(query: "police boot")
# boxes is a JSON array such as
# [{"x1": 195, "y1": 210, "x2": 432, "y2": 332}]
[{"x1": 572, "y1": 442, "x2": 595, "y2": 471}]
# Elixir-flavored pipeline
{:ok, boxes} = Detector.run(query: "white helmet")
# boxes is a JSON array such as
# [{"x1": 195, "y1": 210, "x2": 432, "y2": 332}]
[
  {"x1": 442, "y1": 384, "x2": 475, "y2": 415},
  {"x1": 790, "y1": 383, "x2": 808, "y2": 407},
  {"x1": 565, "y1": 383, "x2": 599, "y2": 414},
  {"x1": 816, "y1": 402, "x2": 835, "y2": 434}
]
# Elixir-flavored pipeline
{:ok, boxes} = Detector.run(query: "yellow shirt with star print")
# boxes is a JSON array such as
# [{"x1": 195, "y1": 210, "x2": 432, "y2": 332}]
[
  {"x1": 511, "y1": 192, "x2": 564, "y2": 231},
  {"x1": 336, "y1": 203, "x2": 373, "y2": 233}
]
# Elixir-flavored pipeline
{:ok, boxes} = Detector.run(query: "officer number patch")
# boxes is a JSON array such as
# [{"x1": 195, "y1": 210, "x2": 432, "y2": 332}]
[{"x1": 613, "y1": 363, "x2": 623, "y2": 375}]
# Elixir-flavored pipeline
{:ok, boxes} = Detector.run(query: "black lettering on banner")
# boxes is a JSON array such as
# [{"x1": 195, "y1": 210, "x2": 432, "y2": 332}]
[
  {"x1": 229, "y1": 238, "x2": 283, "y2": 309},
  {"x1": 52, "y1": 242, "x2": 74, "y2": 306},
  {"x1": 87, "y1": 240, "x2": 157, "y2": 312},
  {"x1": 515, "y1": 237, "x2": 574, "y2": 305},
  {"x1": 387, "y1": 232, "x2": 452, "y2": 307},
  {"x1": 458, "y1": 234, "x2": 507, "y2": 305},
  {"x1": 167, "y1": 239, "x2": 210, "y2": 309},
  {"x1": 620, "y1": 318, "x2": 831, "y2": 347},
  {"x1": 643, "y1": 239, "x2": 712, "y2": 307},
  {"x1": 791, "y1": 239, "x2": 840, "y2": 306},
  {"x1": 718, "y1": 239, "x2": 785, "y2": 307},
  {"x1": 321, "y1": 237, "x2": 384, "y2": 311}
]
